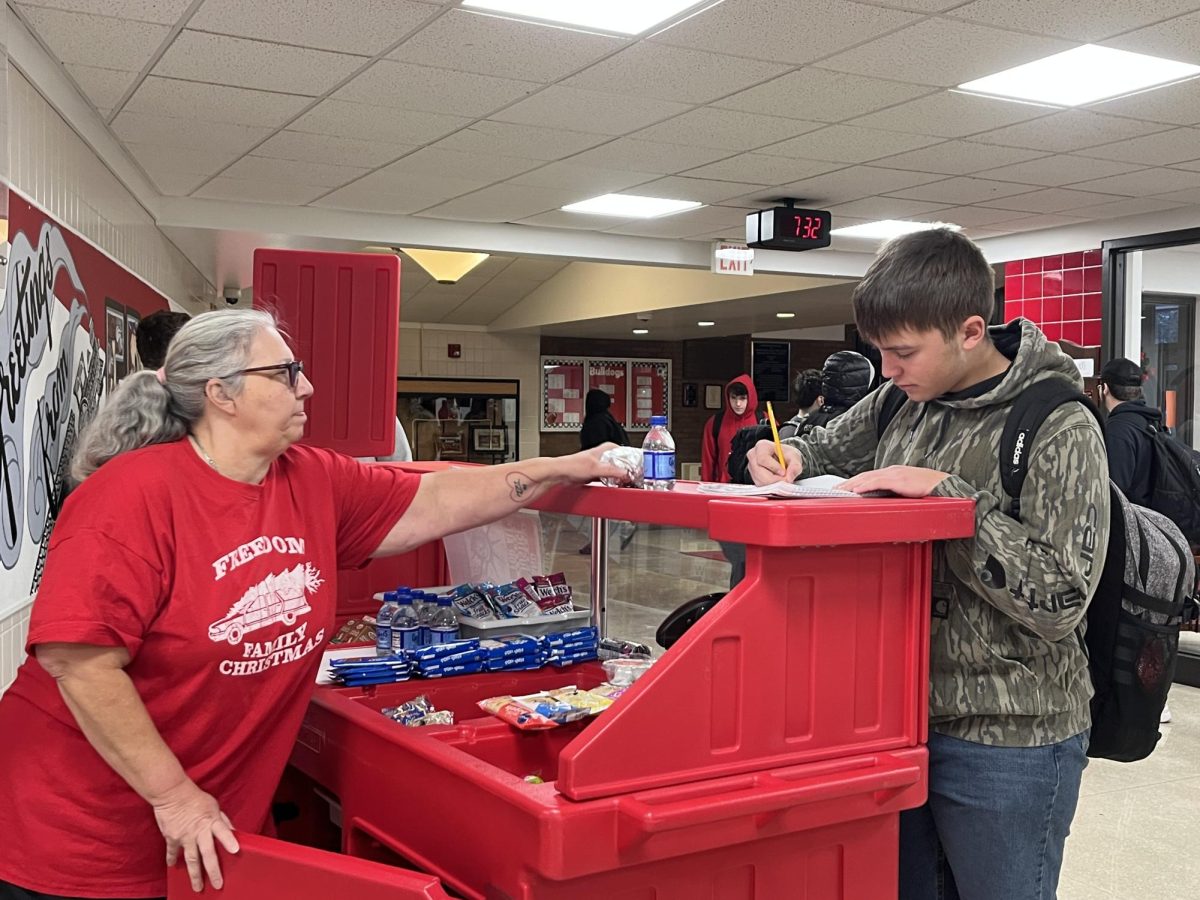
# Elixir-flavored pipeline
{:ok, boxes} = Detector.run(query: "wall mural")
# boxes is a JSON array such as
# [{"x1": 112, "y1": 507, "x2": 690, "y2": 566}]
[{"x1": 0, "y1": 191, "x2": 169, "y2": 609}]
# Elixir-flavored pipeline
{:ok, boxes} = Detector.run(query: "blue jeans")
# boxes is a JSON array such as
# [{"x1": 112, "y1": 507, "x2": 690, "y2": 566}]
[{"x1": 900, "y1": 730, "x2": 1089, "y2": 900}]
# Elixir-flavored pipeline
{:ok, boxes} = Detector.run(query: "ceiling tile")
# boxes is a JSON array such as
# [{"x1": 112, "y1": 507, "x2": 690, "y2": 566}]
[
  {"x1": 314, "y1": 174, "x2": 484, "y2": 214},
  {"x1": 63, "y1": 63, "x2": 135, "y2": 109},
  {"x1": 631, "y1": 108, "x2": 824, "y2": 152},
  {"x1": 604, "y1": 205, "x2": 754, "y2": 239},
  {"x1": 1075, "y1": 127, "x2": 1200, "y2": 166},
  {"x1": 513, "y1": 210, "x2": 640, "y2": 231},
  {"x1": 917, "y1": 205, "x2": 1027, "y2": 227},
  {"x1": 123, "y1": 76, "x2": 311, "y2": 127},
  {"x1": 826, "y1": 197, "x2": 952, "y2": 219},
  {"x1": 125, "y1": 141, "x2": 243, "y2": 175},
  {"x1": 1073, "y1": 194, "x2": 1190, "y2": 213},
  {"x1": 194, "y1": 176, "x2": 328, "y2": 205},
  {"x1": 1102, "y1": 11, "x2": 1200, "y2": 64},
  {"x1": 220, "y1": 156, "x2": 368, "y2": 188},
  {"x1": 147, "y1": 171, "x2": 208, "y2": 196},
  {"x1": 971, "y1": 111, "x2": 1171, "y2": 153},
  {"x1": 651, "y1": 0, "x2": 921, "y2": 66},
  {"x1": 819, "y1": 19, "x2": 1072, "y2": 87},
  {"x1": 18, "y1": 0, "x2": 192, "y2": 24},
  {"x1": 568, "y1": 138, "x2": 734, "y2": 175},
  {"x1": 847, "y1": 91, "x2": 1055, "y2": 138},
  {"x1": 872, "y1": 141, "x2": 1047, "y2": 175},
  {"x1": 289, "y1": 99, "x2": 471, "y2": 144},
  {"x1": 978, "y1": 187, "x2": 1129, "y2": 213},
  {"x1": 492, "y1": 86, "x2": 691, "y2": 136},
  {"x1": 1067, "y1": 167, "x2": 1200, "y2": 196},
  {"x1": 1170, "y1": 157, "x2": 1200, "y2": 172},
  {"x1": 333, "y1": 60, "x2": 539, "y2": 119},
  {"x1": 20, "y1": 7, "x2": 168, "y2": 69},
  {"x1": 887, "y1": 177, "x2": 1041, "y2": 204},
  {"x1": 746, "y1": 166, "x2": 948, "y2": 205},
  {"x1": 683, "y1": 153, "x2": 844, "y2": 184},
  {"x1": 564, "y1": 43, "x2": 789, "y2": 105},
  {"x1": 254, "y1": 131, "x2": 413, "y2": 168},
  {"x1": 947, "y1": 0, "x2": 1199, "y2": 42},
  {"x1": 502, "y1": 258, "x2": 570, "y2": 281},
  {"x1": 628, "y1": 176, "x2": 770, "y2": 204},
  {"x1": 713, "y1": 68, "x2": 936, "y2": 123},
  {"x1": 507, "y1": 162, "x2": 659, "y2": 193},
  {"x1": 112, "y1": 110, "x2": 273, "y2": 152},
  {"x1": 380, "y1": 146, "x2": 542, "y2": 182},
  {"x1": 153, "y1": 30, "x2": 363, "y2": 95},
  {"x1": 389, "y1": 10, "x2": 626, "y2": 82},
  {"x1": 990, "y1": 213, "x2": 1089, "y2": 233},
  {"x1": 759, "y1": 125, "x2": 943, "y2": 164},
  {"x1": 417, "y1": 184, "x2": 584, "y2": 223},
  {"x1": 189, "y1": 0, "x2": 436, "y2": 55},
  {"x1": 1088, "y1": 79, "x2": 1200, "y2": 127},
  {"x1": 432, "y1": 120, "x2": 607, "y2": 162},
  {"x1": 974, "y1": 154, "x2": 1146, "y2": 186}
]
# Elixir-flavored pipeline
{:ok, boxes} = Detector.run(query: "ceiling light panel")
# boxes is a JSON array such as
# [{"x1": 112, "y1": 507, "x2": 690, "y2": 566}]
[
  {"x1": 461, "y1": 1, "x2": 717, "y2": 36},
  {"x1": 562, "y1": 193, "x2": 703, "y2": 218},
  {"x1": 958, "y1": 45, "x2": 1200, "y2": 107}
]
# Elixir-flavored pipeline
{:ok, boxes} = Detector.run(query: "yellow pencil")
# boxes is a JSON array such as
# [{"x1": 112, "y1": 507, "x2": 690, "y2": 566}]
[{"x1": 766, "y1": 401, "x2": 787, "y2": 472}]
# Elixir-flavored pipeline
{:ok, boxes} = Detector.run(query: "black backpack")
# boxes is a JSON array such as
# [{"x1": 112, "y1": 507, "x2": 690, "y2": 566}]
[
  {"x1": 878, "y1": 379, "x2": 1194, "y2": 762},
  {"x1": 1143, "y1": 421, "x2": 1200, "y2": 542}
]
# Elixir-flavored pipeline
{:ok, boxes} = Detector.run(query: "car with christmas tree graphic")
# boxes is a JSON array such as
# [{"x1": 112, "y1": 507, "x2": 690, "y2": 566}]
[{"x1": 208, "y1": 563, "x2": 324, "y2": 645}]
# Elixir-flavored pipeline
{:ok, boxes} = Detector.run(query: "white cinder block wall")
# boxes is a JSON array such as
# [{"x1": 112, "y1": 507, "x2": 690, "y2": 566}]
[{"x1": 0, "y1": 66, "x2": 216, "y2": 693}]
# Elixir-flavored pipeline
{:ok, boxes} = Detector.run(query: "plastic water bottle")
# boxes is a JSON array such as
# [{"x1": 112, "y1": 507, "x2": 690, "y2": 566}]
[
  {"x1": 428, "y1": 597, "x2": 460, "y2": 645},
  {"x1": 376, "y1": 591, "x2": 399, "y2": 656},
  {"x1": 391, "y1": 594, "x2": 421, "y2": 653},
  {"x1": 416, "y1": 593, "x2": 437, "y2": 646},
  {"x1": 641, "y1": 415, "x2": 676, "y2": 491}
]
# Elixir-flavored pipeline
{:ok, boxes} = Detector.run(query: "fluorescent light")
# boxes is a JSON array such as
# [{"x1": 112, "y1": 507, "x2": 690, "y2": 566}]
[
  {"x1": 958, "y1": 45, "x2": 1200, "y2": 107},
  {"x1": 775, "y1": 312, "x2": 795, "y2": 319},
  {"x1": 461, "y1": 1, "x2": 717, "y2": 36},
  {"x1": 562, "y1": 193, "x2": 703, "y2": 218},
  {"x1": 399, "y1": 248, "x2": 489, "y2": 284},
  {"x1": 697, "y1": 321, "x2": 715, "y2": 327},
  {"x1": 832, "y1": 220, "x2": 962, "y2": 241},
  {"x1": 632, "y1": 328, "x2": 649, "y2": 335}
]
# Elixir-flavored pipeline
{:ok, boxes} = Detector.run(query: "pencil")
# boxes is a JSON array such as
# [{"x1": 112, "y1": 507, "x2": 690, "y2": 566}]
[{"x1": 766, "y1": 401, "x2": 787, "y2": 472}]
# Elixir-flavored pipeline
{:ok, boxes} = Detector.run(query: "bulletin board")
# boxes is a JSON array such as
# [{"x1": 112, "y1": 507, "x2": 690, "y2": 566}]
[
  {"x1": 629, "y1": 360, "x2": 671, "y2": 429},
  {"x1": 541, "y1": 356, "x2": 671, "y2": 432},
  {"x1": 541, "y1": 357, "x2": 586, "y2": 430},
  {"x1": 587, "y1": 359, "x2": 629, "y2": 426}
]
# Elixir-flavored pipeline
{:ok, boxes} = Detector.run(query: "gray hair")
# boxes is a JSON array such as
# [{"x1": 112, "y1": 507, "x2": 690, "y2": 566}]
[{"x1": 72, "y1": 309, "x2": 277, "y2": 480}]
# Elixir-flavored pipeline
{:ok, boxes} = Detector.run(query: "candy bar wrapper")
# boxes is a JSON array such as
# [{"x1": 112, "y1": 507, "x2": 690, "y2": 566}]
[
  {"x1": 419, "y1": 661, "x2": 485, "y2": 678},
  {"x1": 480, "y1": 636, "x2": 541, "y2": 659},
  {"x1": 412, "y1": 639, "x2": 480, "y2": 662},
  {"x1": 548, "y1": 687, "x2": 614, "y2": 715},
  {"x1": 495, "y1": 582, "x2": 542, "y2": 618},
  {"x1": 329, "y1": 618, "x2": 377, "y2": 645},
  {"x1": 546, "y1": 626, "x2": 597, "y2": 645},
  {"x1": 409, "y1": 710, "x2": 455, "y2": 727},
  {"x1": 452, "y1": 584, "x2": 496, "y2": 621},
  {"x1": 485, "y1": 654, "x2": 545, "y2": 672},
  {"x1": 478, "y1": 696, "x2": 558, "y2": 731}
]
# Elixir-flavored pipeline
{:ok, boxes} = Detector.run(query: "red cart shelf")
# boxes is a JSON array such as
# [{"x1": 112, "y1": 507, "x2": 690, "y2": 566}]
[{"x1": 289, "y1": 479, "x2": 974, "y2": 899}]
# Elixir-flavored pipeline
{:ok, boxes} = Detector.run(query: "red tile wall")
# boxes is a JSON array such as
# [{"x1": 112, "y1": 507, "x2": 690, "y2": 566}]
[{"x1": 1004, "y1": 250, "x2": 1103, "y2": 347}]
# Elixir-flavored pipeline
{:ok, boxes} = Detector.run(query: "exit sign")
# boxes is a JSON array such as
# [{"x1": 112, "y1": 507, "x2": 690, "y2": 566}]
[{"x1": 711, "y1": 241, "x2": 754, "y2": 277}]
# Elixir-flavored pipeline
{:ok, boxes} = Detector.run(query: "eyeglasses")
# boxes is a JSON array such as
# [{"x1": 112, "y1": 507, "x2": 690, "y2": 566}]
[{"x1": 221, "y1": 360, "x2": 305, "y2": 390}]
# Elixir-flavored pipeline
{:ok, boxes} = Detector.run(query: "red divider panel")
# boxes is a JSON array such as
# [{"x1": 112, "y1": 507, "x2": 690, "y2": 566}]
[{"x1": 254, "y1": 249, "x2": 400, "y2": 457}]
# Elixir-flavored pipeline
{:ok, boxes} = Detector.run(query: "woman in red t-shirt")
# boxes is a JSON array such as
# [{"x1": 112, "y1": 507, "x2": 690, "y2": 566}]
[{"x1": 0, "y1": 310, "x2": 622, "y2": 900}]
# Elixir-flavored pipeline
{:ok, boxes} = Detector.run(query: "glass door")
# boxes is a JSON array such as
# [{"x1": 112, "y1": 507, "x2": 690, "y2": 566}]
[{"x1": 1141, "y1": 294, "x2": 1196, "y2": 447}]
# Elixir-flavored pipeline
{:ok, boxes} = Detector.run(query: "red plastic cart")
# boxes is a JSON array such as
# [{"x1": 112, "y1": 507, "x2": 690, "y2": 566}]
[{"x1": 286, "y1": 479, "x2": 973, "y2": 899}]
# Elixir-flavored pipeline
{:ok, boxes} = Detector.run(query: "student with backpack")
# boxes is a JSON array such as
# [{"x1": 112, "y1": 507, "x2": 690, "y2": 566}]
[
  {"x1": 747, "y1": 229, "x2": 1111, "y2": 900},
  {"x1": 1098, "y1": 357, "x2": 1161, "y2": 508}
]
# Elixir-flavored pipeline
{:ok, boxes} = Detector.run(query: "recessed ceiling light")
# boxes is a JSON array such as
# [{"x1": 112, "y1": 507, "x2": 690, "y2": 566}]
[
  {"x1": 461, "y1": 1, "x2": 720, "y2": 36},
  {"x1": 832, "y1": 220, "x2": 962, "y2": 240},
  {"x1": 697, "y1": 321, "x2": 715, "y2": 327},
  {"x1": 632, "y1": 328, "x2": 649, "y2": 335},
  {"x1": 562, "y1": 193, "x2": 703, "y2": 218},
  {"x1": 958, "y1": 45, "x2": 1200, "y2": 107},
  {"x1": 775, "y1": 312, "x2": 796, "y2": 319}
]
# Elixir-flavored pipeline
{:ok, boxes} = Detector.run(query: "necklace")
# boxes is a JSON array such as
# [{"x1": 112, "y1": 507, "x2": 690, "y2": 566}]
[{"x1": 189, "y1": 434, "x2": 219, "y2": 472}]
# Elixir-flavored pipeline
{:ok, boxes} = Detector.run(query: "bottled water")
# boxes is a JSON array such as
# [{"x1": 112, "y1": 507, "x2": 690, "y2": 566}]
[
  {"x1": 416, "y1": 593, "x2": 438, "y2": 646},
  {"x1": 375, "y1": 591, "x2": 399, "y2": 656},
  {"x1": 391, "y1": 594, "x2": 421, "y2": 653},
  {"x1": 641, "y1": 415, "x2": 676, "y2": 491},
  {"x1": 428, "y1": 597, "x2": 460, "y2": 645}
]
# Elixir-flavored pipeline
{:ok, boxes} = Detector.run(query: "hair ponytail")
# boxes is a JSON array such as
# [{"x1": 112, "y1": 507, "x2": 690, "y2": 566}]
[{"x1": 71, "y1": 370, "x2": 187, "y2": 480}]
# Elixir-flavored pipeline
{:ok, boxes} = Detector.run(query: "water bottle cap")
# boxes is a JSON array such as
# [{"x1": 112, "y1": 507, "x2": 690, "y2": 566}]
[
  {"x1": 650, "y1": 415, "x2": 667, "y2": 426},
  {"x1": 383, "y1": 591, "x2": 397, "y2": 603},
  {"x1": 438, "y1": 596, "x2": 452, "y2": 605}
]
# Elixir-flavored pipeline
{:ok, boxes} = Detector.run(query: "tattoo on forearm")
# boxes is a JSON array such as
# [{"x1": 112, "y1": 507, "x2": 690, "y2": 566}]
[{"x1": 507, "y1": 472, "x2": 536, "y2": 502}]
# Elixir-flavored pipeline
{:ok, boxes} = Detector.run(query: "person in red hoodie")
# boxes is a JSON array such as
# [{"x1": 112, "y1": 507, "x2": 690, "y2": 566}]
[{"x1": 701, "y1": 374, "x2": 759, "y2": 483}]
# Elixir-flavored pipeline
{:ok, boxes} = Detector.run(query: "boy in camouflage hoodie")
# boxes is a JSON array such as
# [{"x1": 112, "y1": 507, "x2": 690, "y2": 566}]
[{"x1": 748, "y1": 229, "x2": 1108, "y2": 900}]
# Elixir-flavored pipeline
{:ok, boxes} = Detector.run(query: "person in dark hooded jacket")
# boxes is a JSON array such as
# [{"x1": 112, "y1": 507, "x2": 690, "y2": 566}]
[
  {"x1": 1098, "y1": 357, "x2": 1160, "y2": 508},
  {"x1": 580, "y1": 389, "x2": 629, "y2": 450}
]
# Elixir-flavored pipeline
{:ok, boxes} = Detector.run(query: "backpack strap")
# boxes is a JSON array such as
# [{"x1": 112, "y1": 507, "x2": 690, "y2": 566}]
[
  {"x1": 875, "y1": 384, "x2": 909, "y2": 441},
  {"x1": 999, "y1": 378, "x2": 1103, "y2": 520},
  {"x1": 711, "y1": 408, "x2": 724, "y2": 444}
]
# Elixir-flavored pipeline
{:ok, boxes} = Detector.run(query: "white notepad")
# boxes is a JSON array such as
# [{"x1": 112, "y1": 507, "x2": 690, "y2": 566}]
[{"x1": 698, "y1": 474, "x2": 877, "y2": 499}]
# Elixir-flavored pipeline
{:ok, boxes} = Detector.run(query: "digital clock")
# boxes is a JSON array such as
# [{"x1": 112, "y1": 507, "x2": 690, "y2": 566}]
[{"x1": 746, "y1": 207, "x2": 832, "y2": 251}]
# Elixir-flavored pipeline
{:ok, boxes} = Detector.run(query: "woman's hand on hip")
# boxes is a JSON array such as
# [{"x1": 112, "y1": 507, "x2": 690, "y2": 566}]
[{"x1": 152, "y1": 778, "x2": 240, "y2": 892}]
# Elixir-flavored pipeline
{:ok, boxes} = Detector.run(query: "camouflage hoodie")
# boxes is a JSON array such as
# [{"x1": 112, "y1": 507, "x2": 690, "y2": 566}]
[{"x1": 784, "y1": 319, "x2": 1109, "y2": 747}]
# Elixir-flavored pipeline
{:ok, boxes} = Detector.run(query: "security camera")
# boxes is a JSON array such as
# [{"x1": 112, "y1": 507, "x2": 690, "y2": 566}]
[{"x1": 223, "y1": 288, "x2": 241, "y2": 306}]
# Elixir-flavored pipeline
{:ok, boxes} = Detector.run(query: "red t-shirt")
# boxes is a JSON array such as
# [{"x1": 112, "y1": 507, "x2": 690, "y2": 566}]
[{"x1": 0, "y1": 439, "x2": 420, "y2": 897}]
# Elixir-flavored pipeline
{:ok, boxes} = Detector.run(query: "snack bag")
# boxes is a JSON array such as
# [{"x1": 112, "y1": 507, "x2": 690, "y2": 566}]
[{"x1": 478, "y1": 695, "x2": 558, "y2": 730}]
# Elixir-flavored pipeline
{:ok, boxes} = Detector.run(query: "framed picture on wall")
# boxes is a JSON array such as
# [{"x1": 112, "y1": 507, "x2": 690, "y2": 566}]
[
  {"x1": 629, "y1": 359, "x2": 671, "y2": 430},
  {"x1": 682, "y1": 383, "x2": 698, "y2": 408},
  {"x1": 540, "y1": 356, "x2": 586, "y2": 431},
  {"x1": 704, "y1": 384, "x2": 723, "y2": 409},
  {"x1": 473, "y1": 427, "x2": 507, "y2": 452}
]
